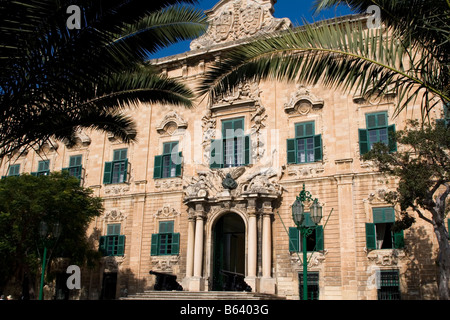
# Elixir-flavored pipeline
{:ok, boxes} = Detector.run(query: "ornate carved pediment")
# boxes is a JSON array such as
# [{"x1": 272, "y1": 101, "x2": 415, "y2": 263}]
[
  {"x1": 284, "y1": 85, "x2": 324, "y2": 115},
  {"x1": 190, "y1": 0, "x2": 292, "y2": 50},
  {"x1": 210, "y1": 81, "x2": 260, "y2": 110},
  {"x1": 63, "y1": 129, "x2": 91, "y2": 149},
  {"x1": 154, "y1": 205, "x2": 181, "y2": 219},
  {"x1": 156, "y1": 111, "x2": 188, "y2": 135},
  {"x1": 102, "y1": 209, "x2": 127, "y2": 223},
  {"x1": 183, "y1": 165, "x2": 283, "y2": 201}
]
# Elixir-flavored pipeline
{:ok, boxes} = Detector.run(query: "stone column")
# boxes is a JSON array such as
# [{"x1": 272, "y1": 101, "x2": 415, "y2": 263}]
[
  {"x1": 190, "y1": 202, "x2": 205, "y2": 291},
  {"x1": 245, "y1": 198, "x2": 258, "y2": 291},
  {"x1": 185, "y1": 210, "x2": 196, "y2": 279},
  {"x1": 260, "y1": 199, "x2": 276, "y2": 294}
]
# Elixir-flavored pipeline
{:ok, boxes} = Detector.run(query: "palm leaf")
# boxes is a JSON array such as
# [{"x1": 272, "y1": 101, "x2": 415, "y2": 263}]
[
  {"x1": 200, "y1": 16, "x2": 448, "y2": 120},
  {"x1": 0, "y1": 0, "x2": 207, "y2": 159}
]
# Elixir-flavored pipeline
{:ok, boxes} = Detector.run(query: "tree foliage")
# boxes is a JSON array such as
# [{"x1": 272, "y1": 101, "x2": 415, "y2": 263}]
[
  {"x1": 364, "y1": 120, "x2": 450, "y2": 299},
  {"x1": 0, "y1": 172, "x2": 103, "y2": 293},
  {"x1": 0, "y1": 0, "x2": 208, "y2": 159}
]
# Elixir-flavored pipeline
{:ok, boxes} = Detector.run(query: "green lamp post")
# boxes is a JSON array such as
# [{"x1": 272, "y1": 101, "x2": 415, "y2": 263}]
[
  {"x1": 292, "y1": 184, "x2": 322, "y2": 300},
  {"x1": 38, "y1": 221, "x2": 61, "y2": 300}
]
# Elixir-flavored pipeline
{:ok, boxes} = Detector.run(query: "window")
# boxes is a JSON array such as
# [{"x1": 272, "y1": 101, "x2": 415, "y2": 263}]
[
  {"x1": 153, "y1": 142, "x2": 182, "y2": 179},
  {"x1": 151, "y1": 221, "x2": 180, "y2": 256},
  {"x1": 8, "y1": 164, "x2": 20, "y2": 176},
  {"x1": 377, "y1": 270, "x2": 401, "y2": 300},
  {"x1": 289, "y1": 214, "x2": 324, "y2": 252},
  {"x1": 210, "y1": 118, "x2": 250, "y2": 169},
  {"x1": 359, "y1": 112, "x2": 397, "y2": 155},
  {"x1": 99, "y1": 224, "x2": 125, "y2": 256},
  {"x1": 103, "y1": 149, "x2": 129, "y2": 184},
  {"x1": 287, "y1": 121, "x2": 322, "y2": 164},
  {"x1": 436, "y1": 103, "x2": 450, "y2": 128},
  {"x1": 365, "y1": 207, "x2": 404, "y2": 250},
  {"x1": 31, "y1": 160, "x2": 50, "y2": 176},
  {"x1": 299, "y1": 272, "x2": 320, "y2": 300},
  {"x1": 62, "y1": 155, "x2": 83, "y2": 180}
]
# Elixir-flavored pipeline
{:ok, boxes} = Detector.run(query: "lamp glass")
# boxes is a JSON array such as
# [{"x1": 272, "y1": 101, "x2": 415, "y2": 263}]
[
  {"x1": 39, "y1": 221, "x2": 48, "y2": 238},
  {"x1": 310, "y1": 200, "x2": 323, "y2": 224},
  {"x1": 292, "y1": 199, "x2": 304, "y2": 226},
  {"x1": 53, "y1": 222, "x2": 61, "y2": 238}
]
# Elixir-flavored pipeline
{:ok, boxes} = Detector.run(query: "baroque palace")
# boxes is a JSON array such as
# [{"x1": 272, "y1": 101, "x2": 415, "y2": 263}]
[{"x1": 2, "y1": 0, "x2": 448, "y2": 300}]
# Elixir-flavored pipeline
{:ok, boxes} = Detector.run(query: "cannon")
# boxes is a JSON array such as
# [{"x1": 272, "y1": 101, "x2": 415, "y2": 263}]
[{"x1": 149, "y1": 270, "x2": 183, "y2": 291}]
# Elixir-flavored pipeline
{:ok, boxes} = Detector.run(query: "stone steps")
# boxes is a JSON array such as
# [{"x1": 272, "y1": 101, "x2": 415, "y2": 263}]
[{"x1": 120, "y1": 291, "x2": 286, "y2": 300}]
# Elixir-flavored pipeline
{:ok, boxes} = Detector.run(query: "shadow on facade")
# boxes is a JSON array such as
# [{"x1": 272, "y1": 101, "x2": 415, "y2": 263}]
[{"x1": 402, "y1": 226, "x2": 439, "y2": 299}]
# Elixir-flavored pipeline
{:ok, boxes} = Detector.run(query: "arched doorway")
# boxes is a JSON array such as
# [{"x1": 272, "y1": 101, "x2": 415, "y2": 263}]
[{"x1": 212, "y1": 212, "x2": 246, "y2": 291}]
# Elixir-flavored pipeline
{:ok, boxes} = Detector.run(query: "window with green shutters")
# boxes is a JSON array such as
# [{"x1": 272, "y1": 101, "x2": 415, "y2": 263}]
[
  {"x1": 103, "y1": 148, "x2": 129, "y2": 184},
  {"x1": 359, "y1": 112, "x2": 397, "y2": 155},
  {"x1": 365, "y1": 207, "x2": 404, "y2": 250},
  {"x1": 151, "y1": 221, "x2": 180, "y2": 256},
  {"x1": 289, "y1": 224, "x2": 324, "y2": 253},
  {"x1": 287, "y1": 121, "x2": 322, "y2": 164},
  {"x1": 99, "y1": 223, "x2": 125, "y2": 256},
  {"x1": 210, "y1": 118, "x2": 251, "y2": 169},
  {"x1": 62, "y1": 155, "x2": 83, "y2": 180},
  {"x1": 31, "y1": 160, "x2": 50, "y2": 176},
  {"x1": 8, "y1": 164, "x2": 20, "y2": 176},
  {"x1": 153, "y1": 142, "x2": 182, "y2": 179}
]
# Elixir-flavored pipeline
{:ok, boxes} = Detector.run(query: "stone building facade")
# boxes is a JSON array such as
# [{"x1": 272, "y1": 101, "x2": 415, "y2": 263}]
[{"x1": 2, "y1": 0, "x2": 447, "y2": 300}]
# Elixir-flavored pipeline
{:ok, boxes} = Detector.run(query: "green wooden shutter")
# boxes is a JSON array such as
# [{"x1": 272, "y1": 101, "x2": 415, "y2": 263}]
[
  {"x1": 175, "y1": 152, "x2": 182, "y2": 177},
  {"x1": 388, "y1": 124, "x2": 397, "y2": 153},
  {"x1": 151, "y1": 234, "x2": 159, "y2": 256},
  {"x1": 365, "y1": 223, "x2": 377, "y2": 250},
  {"x1": 314, "y1": 134, "x2": 322, "y2": 161},
  {"x1": 359, "y1": 129, "x2": 369, "y2": 155},
  {"x1": 117, "y1": 235, "x2": 125, "y2": 256},
  {"x1": 393, "y1": 230, "x2": 404, "y2": 249},
  {"x1": 446, "y1": 219, "x2": 450, "y2": 240},
  {"x1": 103, "y1": 162, "x2": 113, "y2": 184},
  {"x1": 287, "y1": 138, "x2": 297, "y2": 164},
  {"x1": 99, "y1": 236, "x2": 106, "y2": 255},
  {"x1": 315, "y1": 226, "x2": 324, "y2": 251},
  {"x1": 289, "y1": 227, "x2": 300, "y2": 252},
  {"x1": 171, "y1": 233, "x2": 180, "y2": 255},
  {"x1": 153, "y1": 155, "x2": 163, "y2": 179},
  {"x1": 210, "y1": 139, "x2": 223, "y2": 169},
  {"x1": 122, "y1": 159, "x2": 129, "y2": 182},
  {"x1": 366, "y1": 113, "x2": 378, "y2": 129},
  {"x1": 244, "y1": 135, "x2": 251, "y2": 165},
  {"x1": 373, "y1": 207, "x2": 395, "y2": 223}
]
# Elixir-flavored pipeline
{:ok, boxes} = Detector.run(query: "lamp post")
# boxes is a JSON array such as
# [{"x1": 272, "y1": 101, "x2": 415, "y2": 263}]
[
  {"x1": 38, "y1": 221, "x2": 61, "y2": 300},
  {"x1": 292, "y1": 184, "x2": 322, "y2": 300}
]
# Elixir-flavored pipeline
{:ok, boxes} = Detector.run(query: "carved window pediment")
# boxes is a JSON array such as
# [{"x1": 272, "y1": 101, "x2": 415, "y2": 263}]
[
  {"x1": 284, "y1": 86, "x2": 324, "y2": 116},
  {"x1": 156, "y1": 111, "x2": 188, "y2": 135}
]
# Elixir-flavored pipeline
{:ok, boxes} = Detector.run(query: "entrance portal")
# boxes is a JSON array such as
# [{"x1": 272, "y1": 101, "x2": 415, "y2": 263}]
[{"x1": 212, "y1": 213, "x2": 246, "y2": 291}]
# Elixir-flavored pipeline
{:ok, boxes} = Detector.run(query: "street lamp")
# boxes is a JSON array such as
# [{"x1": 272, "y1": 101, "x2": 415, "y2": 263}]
[
  {"x1": 292, "y1": 184, "x2": 322, "y2": 300},
  {"x1": 38, "y1": 221, "x2": 61, "y2": 300}
]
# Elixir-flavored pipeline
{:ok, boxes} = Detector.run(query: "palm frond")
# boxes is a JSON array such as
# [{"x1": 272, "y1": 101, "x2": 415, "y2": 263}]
[
  {"x1": 0, "y1": 0, "x2": 205, "y2": 159},
  {"x1": 200, "y1": 17, "x2": 448, "y2": 119}
]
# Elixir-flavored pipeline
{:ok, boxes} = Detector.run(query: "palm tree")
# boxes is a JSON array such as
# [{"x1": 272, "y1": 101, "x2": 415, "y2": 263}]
[
  {"x1": 199, "y1": 0, "x2": 450, "y2": 299},
  {"x1": 0, "y1": 0, "x2": 208, "y2": 158},
  {"x1": 200, "y1": 0, "x2": 449, "y2": 119}
]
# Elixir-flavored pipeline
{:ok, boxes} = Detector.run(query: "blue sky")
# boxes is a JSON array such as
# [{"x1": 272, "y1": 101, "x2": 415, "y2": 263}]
[{"x1": 150, "y1": 0, "x2": 354, "y2": 59}]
